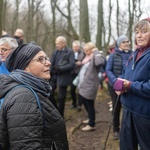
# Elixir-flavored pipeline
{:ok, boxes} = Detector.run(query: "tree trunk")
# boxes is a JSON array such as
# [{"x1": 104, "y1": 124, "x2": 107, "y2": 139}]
[
  {"x1": 79, "y1": 0, "x2": 90, "y2": 42},
  {"x1": 0, "y1": 0, "x2": 3, "y2": 37},
  {"x1": 96, "y1": 0, "x2": 103, "y2": 50}
]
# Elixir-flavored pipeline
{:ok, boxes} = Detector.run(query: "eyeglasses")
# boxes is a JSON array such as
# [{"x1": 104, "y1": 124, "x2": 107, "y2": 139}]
[
  {"x1": 122, "y1": 41, "x2": 130, "y2": 44},
  {"x1": 0, "y1": 48, "x2": 11, "y2": 53},
  {"x1": 31, "y1": 56, "x2": 50, "y2": 64}
]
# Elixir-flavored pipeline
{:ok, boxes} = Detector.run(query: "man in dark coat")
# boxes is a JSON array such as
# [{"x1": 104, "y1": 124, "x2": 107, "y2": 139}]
[{"x1": 49, "y1": 36, "x2": 75, "y2": 118}]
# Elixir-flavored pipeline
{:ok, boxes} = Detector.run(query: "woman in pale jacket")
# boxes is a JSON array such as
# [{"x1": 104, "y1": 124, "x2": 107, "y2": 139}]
[{"x1": 78, "y1": 42, "x2": 105, "y2": 131}]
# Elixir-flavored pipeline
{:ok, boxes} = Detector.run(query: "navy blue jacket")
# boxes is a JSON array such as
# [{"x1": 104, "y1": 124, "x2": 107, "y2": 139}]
[
  {"x1": 121, "y1": 47, "x2": 150, "y2": 118},
  {"x1": 106, "y1": 48, "x2": 132, "y2": 86}
]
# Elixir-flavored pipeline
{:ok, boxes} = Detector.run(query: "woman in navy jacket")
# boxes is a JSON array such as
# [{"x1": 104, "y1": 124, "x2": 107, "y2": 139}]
[
  {"x1": 106, "y1": 35, "x2": 132, "y2": 140},
  {"x1": 114, "y1": 18, "x2": 150, "y2": 150}
]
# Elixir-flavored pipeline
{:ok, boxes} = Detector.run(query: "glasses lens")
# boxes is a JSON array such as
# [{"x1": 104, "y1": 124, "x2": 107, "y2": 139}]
[
  {"x1": 39, "y1": 56, "x2": 49, "y2": 64},
  {"x1": 0, "y1": 48, "x2": 9, "y2": 53}
]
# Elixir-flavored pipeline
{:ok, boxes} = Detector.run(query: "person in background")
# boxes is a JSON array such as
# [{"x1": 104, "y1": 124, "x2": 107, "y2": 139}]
[
  {"x1": 106, "y1": 35, "x2": 132, "y2": 140},
  {"x1": 0, "y1": 43, "x2": 69, "y2": 149},
  {"x1": 105, "y1": 44, "x2": 116, "y2": 112},
  {"x1": 49, "y1": 36, "x2": 75, "y2": 118},
  {"x1": 70, "y1": 40, "x2": 85, "y2": 110},
  {"x1": 114, "y1": 18, "x2": 150, "y2": 150},
  {"x1": 1, "y1": 30, "x2": 10, "y2": 38},
  {"x1": 14, "y1": 28, "x2": 24, "y2": 45},
  {"x1": 78, "y1": 42, "x2": 105, "y2": 131},
  {"x1": 0, "y1": 37, "x2": 18, "y2": 74}
]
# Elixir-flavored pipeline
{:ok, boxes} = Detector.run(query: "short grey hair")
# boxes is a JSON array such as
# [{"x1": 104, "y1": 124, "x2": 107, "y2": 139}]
[
  {"x1": 0, "y1": 37, "x2": 18, "y2": 50},
  {"x1": 56, "y1": 36, "x2": 67, "y2": 43},
  {"x1": 72, "y1": 40, "x2": 81, "y2": 46}
]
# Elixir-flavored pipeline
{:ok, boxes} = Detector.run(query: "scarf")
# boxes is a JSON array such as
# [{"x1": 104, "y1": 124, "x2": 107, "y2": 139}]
[
  {"x1": 9, "y1": 69, "x2": 51, "y2": 97},
  {"x1": 81, "y1": 53, "x2": 93, "y2": 65}
]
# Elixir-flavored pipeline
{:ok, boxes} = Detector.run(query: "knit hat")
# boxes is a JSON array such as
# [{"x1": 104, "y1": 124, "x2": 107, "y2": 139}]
[
  {"x1": 116, "y1": 35, "x2": 129, "y2": 47},
  {"x1": 5, "y1": 43, "x2": 42, "y2": 72}
]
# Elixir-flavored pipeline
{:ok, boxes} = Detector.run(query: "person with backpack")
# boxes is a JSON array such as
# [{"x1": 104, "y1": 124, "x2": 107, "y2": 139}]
[{"x1": 0, "y1": 43, "x2": 69, "y2": 149}]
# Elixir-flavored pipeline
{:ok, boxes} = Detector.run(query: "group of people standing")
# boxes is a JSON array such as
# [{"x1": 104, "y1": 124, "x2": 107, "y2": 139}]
[
  {"x1": 0, "y1": 17, "x2": 150, "y2": 150},
  {"x1": 49, "y1": 36, "x2": 105, "y2": 132}
]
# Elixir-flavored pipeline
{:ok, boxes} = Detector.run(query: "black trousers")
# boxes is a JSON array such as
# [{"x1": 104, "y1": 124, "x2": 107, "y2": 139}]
[
  {"x1": 79, "y1": 94, "x2": 95, "y2": 127},
  {"x1": 109, "y1": 86, "x2": 121, "y2": 132},
  {"x1": 70, "y1": 74, "x2": 77, "y2": 107},
  {"x1": 58, "y1": 86, "x2": 67, "y2": 118},
  {"x1": 49, "y1": 75, "x2": 67, "y2": 118},
  {"x1": 70, "y1": 74, "x2": 83, "y2": 107}
]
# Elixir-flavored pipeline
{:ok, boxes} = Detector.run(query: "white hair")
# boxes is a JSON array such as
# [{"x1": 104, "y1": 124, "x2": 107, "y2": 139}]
[{"x1": 0, "y1": 37, "x2": 18, "y2": 50}]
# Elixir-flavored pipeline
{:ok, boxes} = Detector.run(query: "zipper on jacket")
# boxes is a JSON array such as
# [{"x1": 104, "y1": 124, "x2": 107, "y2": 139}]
[{"x1": 132, "y1": 49, "x2": 150, "y2": 70}]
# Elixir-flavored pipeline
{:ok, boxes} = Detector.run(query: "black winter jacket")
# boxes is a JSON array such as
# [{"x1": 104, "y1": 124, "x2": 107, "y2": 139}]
[{"x1": 0, "y1": 75, "x2": 69, "y2": 150}]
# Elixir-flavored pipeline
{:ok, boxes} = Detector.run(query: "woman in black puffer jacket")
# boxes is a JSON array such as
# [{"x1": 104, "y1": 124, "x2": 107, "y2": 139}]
[{"x1": 0, "y1": 43, "x2": 69, "y2": 150}]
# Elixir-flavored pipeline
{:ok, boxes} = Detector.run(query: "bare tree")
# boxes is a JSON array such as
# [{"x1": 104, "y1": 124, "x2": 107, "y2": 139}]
[
  {"x1": 79, "y1": 0, "x2": 90, "y2": 42},
  {"x1": 0, "y1": 0, "x2": 3, "y2": 36},
  {"x1": 55, "y1": 0, "x2": 79, "y2": 42},
  {"x1": 50, "y1": 0, "x2": 56, "y2": 50},
  {"x1": 116, "y1": 0, "x2": 119, "y2": 36},
  {"x1": 96, "y1": 0, "x2": 103, "y2": 50}
]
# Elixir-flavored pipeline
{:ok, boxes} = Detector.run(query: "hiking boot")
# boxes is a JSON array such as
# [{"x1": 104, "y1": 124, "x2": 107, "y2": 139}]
[
  {"x1": 82, "y1": 125, "x2": 95, "y2": 131},
  {"x1": 114, "y1": 132, "x2": 119, "y2": 140},
  {"x1": 82, "y1": 119, "x2": 89, "y2": 124}
]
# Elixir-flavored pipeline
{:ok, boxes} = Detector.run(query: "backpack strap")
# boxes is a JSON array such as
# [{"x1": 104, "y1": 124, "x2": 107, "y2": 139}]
[{"x1": 0, "y1": 84, "x2": 46, "y2": 127}]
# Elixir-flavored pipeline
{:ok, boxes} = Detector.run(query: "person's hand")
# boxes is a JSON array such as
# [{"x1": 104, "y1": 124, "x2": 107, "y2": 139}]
[
  {"x1": 113, "y1": 79, "x2": 124, "y2": 91},
  {"x1": 75, "y1": 61, "x2": 82, "y2": 66},
  {"x1": 118, "y1": 78, "x2": 130, "y2": 89},
  {"x1": 123, "y1": 79, "x2": 130, "y2": 89},
  {"x1": 54, "y1": 66, "x2": 60, "y2": 73},
  {"x1": 92, "y1": 48, "x2": 98, "y2": 52},
  {"x1": 115, "y1": 90, "x2": 124, "y2": 95}
]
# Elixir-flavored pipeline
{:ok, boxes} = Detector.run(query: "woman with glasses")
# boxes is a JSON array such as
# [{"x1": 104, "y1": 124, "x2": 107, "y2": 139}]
[
  {"x1": 0, "y1": 43, "x2": 68, "y2": 149},
  {"x1": 0, "y1": 37, "x2": 18, "y2": 74},
  {"x1": 106, "y1": 35, "x2": 132, "y2": 140}
]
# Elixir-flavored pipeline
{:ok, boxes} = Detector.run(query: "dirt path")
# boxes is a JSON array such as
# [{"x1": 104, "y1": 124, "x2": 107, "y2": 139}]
[{"x1": 64, "y1": 87, "x2": 120, "y2": 150}]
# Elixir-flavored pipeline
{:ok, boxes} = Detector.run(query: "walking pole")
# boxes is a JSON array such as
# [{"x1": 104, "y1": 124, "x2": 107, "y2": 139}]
[{"x1": 103, "y1": 95, "x2": 120, "y2": 150}]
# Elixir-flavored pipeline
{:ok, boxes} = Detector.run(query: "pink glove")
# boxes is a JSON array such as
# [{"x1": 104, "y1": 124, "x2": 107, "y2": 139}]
[{"x1": 113, "y1": 79, "x2": 124, "y2": 91}]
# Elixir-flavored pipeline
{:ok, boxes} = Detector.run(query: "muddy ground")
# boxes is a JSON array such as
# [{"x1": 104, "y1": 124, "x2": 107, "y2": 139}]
[{"x1": 64, "y1": 86, "x2": 120, "y2": 150}]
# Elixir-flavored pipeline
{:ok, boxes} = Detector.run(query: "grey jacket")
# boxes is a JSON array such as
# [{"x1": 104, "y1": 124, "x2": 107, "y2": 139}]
[{"x1": 78, "y1": 50, "x2": 105, "y2": 100}]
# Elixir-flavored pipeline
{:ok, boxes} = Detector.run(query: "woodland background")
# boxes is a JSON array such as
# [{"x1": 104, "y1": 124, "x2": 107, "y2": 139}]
[{"x1": 0, "y1": 0, "x2": 149, "y2": 55}]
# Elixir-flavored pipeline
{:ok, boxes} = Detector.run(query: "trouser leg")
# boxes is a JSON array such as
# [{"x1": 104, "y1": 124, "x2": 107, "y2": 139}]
[
  {"x1": 110, "y1": 86, "x2": 121, "y2": 132},
  {"x1": 58, "y1": 86, "x2": 67, "y2": 118},
  {"x1": 49, "y1": 76, "x2": 58, "y2": 109},
  {"x1": 81, "y1": 95, "x2": 95, "y2": 127},
  {"x1": 70, "y1": 83, "x2": 77, "y2": 107},
  {"x1": 78, "y1": 93, "x2": 83, "y2": 107},
  {"x1": 120, "y1": 108, "x2": 138, "y2": 150}
]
